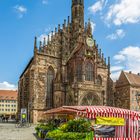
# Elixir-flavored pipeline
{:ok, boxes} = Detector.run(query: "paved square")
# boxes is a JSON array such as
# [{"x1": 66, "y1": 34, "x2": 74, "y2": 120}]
[{"x1": 0, "y1": 123, "x2": 37, "y2": 140}]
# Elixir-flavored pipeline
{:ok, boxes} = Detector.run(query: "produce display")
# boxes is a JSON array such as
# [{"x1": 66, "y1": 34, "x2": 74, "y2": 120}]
[
  {"x1": 36, "y1": 119, "x2": 93, "y2": 140},
  {"x1": 35, "y1": 120, "x2": 57, "y2": 139},
  {"x1": 45, "y1": 118, "x2": 93, "y2": 140}
]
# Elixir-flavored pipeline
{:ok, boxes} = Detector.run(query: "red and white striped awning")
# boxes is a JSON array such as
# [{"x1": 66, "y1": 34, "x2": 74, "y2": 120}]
[
  {"x1": 44, "y1": 106, "x2": 140, "y2": 120},
  {"x1": 86, "y1": 106, "x2": 140, "y2": 120},
  {"x1": 44, "y1": 106, "x2": 87, "y2": 114}
]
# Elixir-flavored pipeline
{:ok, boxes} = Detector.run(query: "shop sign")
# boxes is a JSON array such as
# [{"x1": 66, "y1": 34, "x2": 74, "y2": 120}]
[
  {"x1": 96, "y1": 117, "x2": 125, "y2": 126},
  {"x1": 21, "y1": 108, "x2": 27, "y2": 121},
  {"x1": 21, "y1": 108, "x2": 27, "y2": 114}
]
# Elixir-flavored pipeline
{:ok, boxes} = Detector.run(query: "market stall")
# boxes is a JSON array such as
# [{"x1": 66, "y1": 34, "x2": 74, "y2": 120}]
[
  {"x1": 85, "y1": 106, "x2": 140, "y2": 139},
  {"x1": 44, "y1": 106, "x2": 140, "y2": 139}
]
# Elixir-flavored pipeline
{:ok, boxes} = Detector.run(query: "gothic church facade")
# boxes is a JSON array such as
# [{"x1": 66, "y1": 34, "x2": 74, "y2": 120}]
[{"x1": 18, "y1": 0, "x2": 113, "y2": 123}]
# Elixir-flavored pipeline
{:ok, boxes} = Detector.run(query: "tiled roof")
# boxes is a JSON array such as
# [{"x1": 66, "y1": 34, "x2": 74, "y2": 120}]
[
  {"x1": 124, "y1": 71, "x2": 140, "y2": 86},
  {"x1": 0, "y1": 90, "x2": 17, "y2": 100}
]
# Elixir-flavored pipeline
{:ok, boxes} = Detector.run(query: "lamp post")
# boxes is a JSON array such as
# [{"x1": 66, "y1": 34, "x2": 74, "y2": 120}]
[
  {"x1": 28, "y1": 102, "x2": 32, "y2": 123},
  {"x1": 135, "y1": 92, "x2": 140, "y2": 111},
  {"x1": 102, "y1": 91, "x2": 105, "y2": 106},
  {"x1": 63, "y1": 81, "x2": 68, "y2": 105}
]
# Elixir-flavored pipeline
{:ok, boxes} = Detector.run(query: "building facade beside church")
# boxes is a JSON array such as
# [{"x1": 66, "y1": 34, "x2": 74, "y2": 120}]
[
  {"x1": 0, "y1": 90, "x2": 18, "y2": 118},
  {"x1": 115, "y1": 71, "x2": 140, "y2": 111},
  {"x1": 18, "y1": 0, "x2": 113, "y2": 123}
]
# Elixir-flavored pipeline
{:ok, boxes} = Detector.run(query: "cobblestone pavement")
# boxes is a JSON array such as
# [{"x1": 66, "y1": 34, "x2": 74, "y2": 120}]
[{"x1": 0, "y1": 123, "x2": 38, "y2": 140}]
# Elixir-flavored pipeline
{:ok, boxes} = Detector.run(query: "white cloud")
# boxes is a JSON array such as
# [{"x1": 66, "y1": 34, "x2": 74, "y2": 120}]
[
  {"x1": 45, "y1": 27, "x2": 51, "y2": 33},
  {"x1": 90, "y1": 21, "x2": 96, "y2": 34},
  {"x1": 39, "y1": 34, "x2": 48, "y2": 43},
  {"x1": 111, "y1": 46, "x2": 140, "y2": 81},
  {"x1": 0, "y1": 82, "x2": 17, "y2": 90},
  {"x1": 88, "y1": 0, "x2": 107, "y2": 14},
  {"x1": 113, "y1": 54, "x2": 126, "y2": 62},
  {"x1": 106, "y1": 0, "x2": 140, "y2": 25},
  {"x1": 38, "y1": 32, "x2": 54, "y2": 44},
  {"x1": 42, "y1": 0, "x2": 48, "y2": 5},
  {"x1": 14, "y1": 5, "x2": 27, "y2": 18},
  {"x1": 111, "y1": 71, "x2": 121, "y2": 81},
  {"x1": 111, "y1": 66, "x2": 124, "y2": 72},
  {"x1": 106, "y1": 29, "x2": 125, "y2": 40}
]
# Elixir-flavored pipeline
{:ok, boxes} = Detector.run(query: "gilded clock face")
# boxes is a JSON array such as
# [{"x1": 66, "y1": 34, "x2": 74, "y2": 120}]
[{"x1": 86, "y1": 38, "x2": 94, "y2": 47}]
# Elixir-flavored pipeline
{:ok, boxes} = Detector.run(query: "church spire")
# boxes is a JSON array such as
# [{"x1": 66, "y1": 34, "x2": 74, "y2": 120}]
[
  {"x1": 43, "y1": 37, "x2": 46, "y2": 46},
  {"x1": 108, "y1": 57, "x2": 110, "y2": 70},
  {"x1": 72, "y1": 0, "x2": 84, "y2": 6},
  {"x1": 87, "y1": 18, "x2": 92, "y2": 36},
  {"x1": 71, "y1": 0, "x2": 84, "y2": 31},
  {"x1": 34, "y1": 36, "x2": 38, "y2": 54},
  {"x1": 34, "y1": 36, "x2": 37, "y2": 49}
]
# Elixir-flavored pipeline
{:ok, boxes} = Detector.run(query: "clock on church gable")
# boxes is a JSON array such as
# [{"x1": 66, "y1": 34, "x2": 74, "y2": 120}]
[{"x1": 86, "y1": 37, "x2": 95, "y2": 48}]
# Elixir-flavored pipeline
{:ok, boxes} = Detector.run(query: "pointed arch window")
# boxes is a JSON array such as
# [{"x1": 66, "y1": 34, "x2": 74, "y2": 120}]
[
  {"x1": 47, "y1": 67, "x2": 54, "y2": 108},
  {"x1": 85, "y1": 62, "x2": 94, "y2": 81},
  {"x1": 76, "y1": 62, "x2": 82, "y2": 82},
  {"x1": 97, "y1": 75, "x2": 102, "y2": 85},
  {"x1": 68, "y1": 66, "x2": 74, "y2": 83}
]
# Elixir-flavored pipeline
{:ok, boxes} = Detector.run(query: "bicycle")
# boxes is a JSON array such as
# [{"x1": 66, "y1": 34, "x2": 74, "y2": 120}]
[{"x1": 15, "y1": 120, "x2": 31, "y2": 128}]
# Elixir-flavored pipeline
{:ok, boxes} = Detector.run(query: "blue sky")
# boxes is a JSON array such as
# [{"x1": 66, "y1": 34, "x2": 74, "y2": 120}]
[{"x1": 0, "y1": 0, "x2": 140, "y2": 90}]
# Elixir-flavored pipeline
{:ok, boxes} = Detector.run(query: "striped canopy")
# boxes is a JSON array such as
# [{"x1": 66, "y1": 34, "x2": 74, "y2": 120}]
[
  {"x1": 44, "y1": 106, "x2": 140, "y2": 120},
  {"x1": 44, "y1": 106, "x2": 87, "y2": 114},
  {"x1": 85, "y1": 106, "x2": 140, "y2": 120}
]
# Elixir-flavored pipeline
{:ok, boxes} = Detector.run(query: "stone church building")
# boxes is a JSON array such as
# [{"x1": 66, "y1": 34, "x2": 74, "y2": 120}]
[{"x1": 18, "y1": 0, "x2": 113, "y2": 123}]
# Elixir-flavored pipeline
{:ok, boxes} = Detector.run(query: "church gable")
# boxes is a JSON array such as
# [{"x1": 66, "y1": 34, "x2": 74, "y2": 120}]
[
  {"x1": 72, "y1": 44, "x2": 85, "y2": 59},
  {"x1": 69, "y1": 36, "x2": 98, "y2": 61},
  {"x1": 116, "y1": 71, "x2": 130, "y2": 87}
]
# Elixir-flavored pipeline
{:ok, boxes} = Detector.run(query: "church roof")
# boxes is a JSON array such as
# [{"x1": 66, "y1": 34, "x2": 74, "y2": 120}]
[
  {"x1": 123, "y1": 71, "x2": 140, "y2": 86},
  {"x1": 20, "y1": 57, "x2": 34, "y2": 78},
  {"x1": 0, "y1": 90, "x2": 17, "y2": 100}
]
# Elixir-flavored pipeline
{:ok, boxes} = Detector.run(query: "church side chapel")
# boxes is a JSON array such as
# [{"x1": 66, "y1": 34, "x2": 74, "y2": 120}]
[{"x1": 18, "y1": 0, "x2": 113, "y2": 123}]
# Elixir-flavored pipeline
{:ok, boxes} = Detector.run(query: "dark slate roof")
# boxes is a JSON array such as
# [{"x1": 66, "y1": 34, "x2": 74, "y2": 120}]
[{"x1": 20, "y1": 57, "x2": 34, "y2": 78}]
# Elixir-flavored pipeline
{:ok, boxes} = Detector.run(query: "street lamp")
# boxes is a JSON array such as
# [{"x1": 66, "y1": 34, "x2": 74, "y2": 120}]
[
  {"x1": 135, "y1": 92, "x2": 140, "y2": 110},
  {"x1": 28, "y1": 102, "x2": 32, "y2": 123},
  {"x1": 102, "y1": 91, "x2": 105, "y2": 106},
  {"x1": 63, "y1": 81, "x2": 68, "y2": 105}
]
